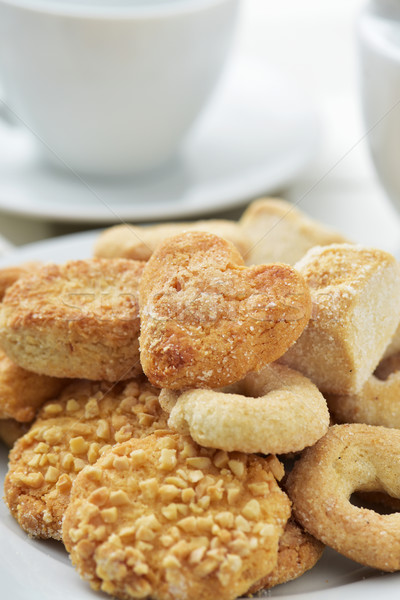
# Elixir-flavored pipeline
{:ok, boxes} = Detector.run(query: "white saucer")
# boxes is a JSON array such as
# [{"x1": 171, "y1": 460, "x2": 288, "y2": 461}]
[{"x1": 0, "y1": 56, "x2": 319, "y2": 223}]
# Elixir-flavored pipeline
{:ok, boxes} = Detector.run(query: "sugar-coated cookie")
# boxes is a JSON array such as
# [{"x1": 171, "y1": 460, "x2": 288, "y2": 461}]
[
  {"x1": 139, "y1": 232, "x2": 311, "y2": 389},
  {"x1": 281, "y1": 244, "x2": 400, "y2": 394},
  {"x1": 160, "y1": 363, "x2": 329, "y2": 454}
]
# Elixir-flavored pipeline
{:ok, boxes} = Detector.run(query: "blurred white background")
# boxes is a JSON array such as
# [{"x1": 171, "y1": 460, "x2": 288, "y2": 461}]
[
  {"x1": 235, "y1": 0, "x2": 400, "y2": 255},
  {"x1": 1, "y1": 0, "x2": 400, "y2": 254}
]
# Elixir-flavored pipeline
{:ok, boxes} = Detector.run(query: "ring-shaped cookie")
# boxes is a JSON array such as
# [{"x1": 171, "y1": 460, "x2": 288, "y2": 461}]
[
  {"x1": 160, "y1": 363, "x2": 329, "y2": 454},
  {"x1": 286, "y1": 423, "x2": 400, "y2": 571}
]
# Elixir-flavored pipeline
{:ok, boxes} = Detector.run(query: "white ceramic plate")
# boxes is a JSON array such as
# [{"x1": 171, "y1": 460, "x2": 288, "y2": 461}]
[
  {"x1": 0, "y1": 230, "x2": 400, "y2": 599},
  {"x1": 0, "y1": 56, "x2": 319, "y2": 223}
]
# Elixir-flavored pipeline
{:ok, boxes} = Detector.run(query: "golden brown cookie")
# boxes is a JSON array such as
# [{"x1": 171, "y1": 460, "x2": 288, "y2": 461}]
[
  {"x1": 0, "y1": 262, "x2": 41, "y2": 301},
  {"x1": 280, "y1": 244, "x2": 400, "y2": 394},
  {"x1": 0, "y1": 258, "x2": 145, "y2": 381},
  {"x1": 139, "y1": 232, "x2": 311, "y2": 389},
  {"x1": 286, "y1": 424, "x2": 400, "y2": 571},
  {"x1": 4, "y1": 378, "x2": 167, "y2": 540},
  {"x1": 94, "y1": 220, "x2": 251, "y2": 261},
  {"x1": 63, "y1": 431, "x2": 291, "y2": 600},
  {"x1": 0, "y1": 348, "x2": 66, "y2": 422},
  {"x1": 240, "y1": 198, "x2": 347, "y2": 266},
  {"x1": 248, "y1": 520, "x2": 324, "y2": 592},
  {"x1": 160, "y1": 363, "x2": 329, "y2": 454}
]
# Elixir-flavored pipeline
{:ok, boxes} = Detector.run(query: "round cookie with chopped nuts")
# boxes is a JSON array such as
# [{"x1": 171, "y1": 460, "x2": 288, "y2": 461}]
[
  {"x1": 63, "y1": 431, "x2": 291, "y2": 600},
  {"x1": 4, "y1": 378, "x2": 168, "y2": 540}
]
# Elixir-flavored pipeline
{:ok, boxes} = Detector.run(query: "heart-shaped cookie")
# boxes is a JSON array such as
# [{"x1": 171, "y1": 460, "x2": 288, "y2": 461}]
[{"x1": 139, "y1": 232, "x2": 311, "y2": 389}]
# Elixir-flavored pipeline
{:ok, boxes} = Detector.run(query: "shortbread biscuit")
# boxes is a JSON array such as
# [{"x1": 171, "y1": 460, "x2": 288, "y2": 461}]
[
  {"x1": 0, "y1": 348, "x2": 66, "y2": 422},
  {"x1": 240, "y1": 198, "x2": 347, "y2": 266},
  {"x1": 63, "y1": 431, "x2": 291, "y2": 600},
  {"x1": 4, "y1": 378, "x2": 167, "y2": 540},
  {"x1": 248, "y1": 520, "x2": 324, "y2": 592},
  {"x1": 139, "y1": 232, "x2": 311, "y2": 389},
  {"x1": 0, "y1": 419, "x2": 29, "y2": 447},
  {"x1": 94, "y1": 220, "x2": 251, "y2": 262},
  {"x1": 0, "y1": 258, "x2": 145, "y2": 381},
  {"x1": 280, "y1": 244, "x2": 400, "y2": 394},
  {"x1": 0, "y1": 262, "x2": 41, "y2": 301},
  {"x1": 160, "y1": 363, "x2": 329, "y2": 454}
]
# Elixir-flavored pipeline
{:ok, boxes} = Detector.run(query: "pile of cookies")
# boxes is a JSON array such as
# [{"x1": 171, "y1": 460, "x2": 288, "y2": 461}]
[{"x1": 1, "y1": 198, "x2": 400, "y2": 599}]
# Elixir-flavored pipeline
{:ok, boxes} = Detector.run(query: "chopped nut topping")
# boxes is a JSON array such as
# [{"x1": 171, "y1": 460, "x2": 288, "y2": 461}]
[
  {"x1": 159, "y1": 448, "x2": 177, "y2": 471},
  {"x1": 177, "y1": 516, "x2": 197, "y2": 533},
  {"x1": 161, "y1": 504, "x2": 178, "y2": 521},
  {"x1": 159, "y1": 484, "x2": 181, "y2": 502},
  {"x1": 62, "y1": 453, "x2": 75, "y2": 471},
  {"x1": 28, "y1": 455, "x2": 41, "y2": 468},
  {"x1": 109, "y1": 490, "x2": 129, "y2": 506},
  {"x1": 88, "y1": 443, "x2": 100, "y2": 464},
  {"x1": 66, "y1": 399, "x2": 80, "y2": 412},
  {"x1": 235, "y1": 515, "x2": 251, "y2": 532},
  {"x1": 89, "y1": 487, "x2": 109, "y2": 506},
  {"x1": 17, "y1": 472, "x2": 44, "y2": 488},
  {"x1": 227, "y1": 487, "x2": 241, "y2": 505},
  {"x1": 242, "y1": 499, "x2": 261, "y2": 520},
  {"x1": 34, "y1": 442, "x2": 49, "y2": 454},
  {"x1": 265, "y1": 455, "x2": 284, "y2": 481},
  {"x1": 139, "y1": 478, "x2": 158, "y2": 500},
  {"x1": 248, "y1": 482, "x2": 270, "y2": 496},
  {"x1": 213, "y1": 450, "x2": 229, "y2": 469},
  {"x1": 56, "y1": 474, "x2": 72, "y2": 493},
  {"x1": 112, "y1": 456, "x2": 130, "y2": 471},
  {"x1": 181, "y1": 488, "x2": 195, "y2": 504},
  {"x1": 42, "y1": 426, "x2": 63, "y2": 444},
  {"x1": 186, "y1": 457, "x2": 212, "y2": 470},
  {"x1": 228, "y1": 459, "x2": 245, "y2": 478},
  {"x1": 70, "y1": 436, "x2": 89, "y2": 455},
  {"x1": 162, "y1": 555, "x2": 181, "y2": 569},
  {"x1": 101, "y1": 507, "x2": 118, "y2": 523},
  {"x1": 45, "y1": 466, "x2": 60, "y2": 483},
  {"x1": 96, "y1": 420, "x2": 110, "y2": 440},
  {"x1": 43, "y1": 404, "x2": 63, "y2": 417},
  {"x1": 129, "y1": 449, "x2": 146, "y2": 467},
  {"x1": 84, "y1": 398, "x2": 100, "y2": 419}
]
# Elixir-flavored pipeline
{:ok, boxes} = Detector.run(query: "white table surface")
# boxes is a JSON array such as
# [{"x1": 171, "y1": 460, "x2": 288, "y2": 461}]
[{"x1": 0, "y1": 0, "x2": 399, "y2": 254}]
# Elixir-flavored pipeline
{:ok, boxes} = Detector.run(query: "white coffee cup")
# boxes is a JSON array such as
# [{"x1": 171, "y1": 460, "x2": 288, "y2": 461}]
[
  {"x1": 0, "y1": 0, "x2": 239, "y2": 176},
  {"x1": 358, "y1": 0, "x2": 400, "y2": 211}
]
